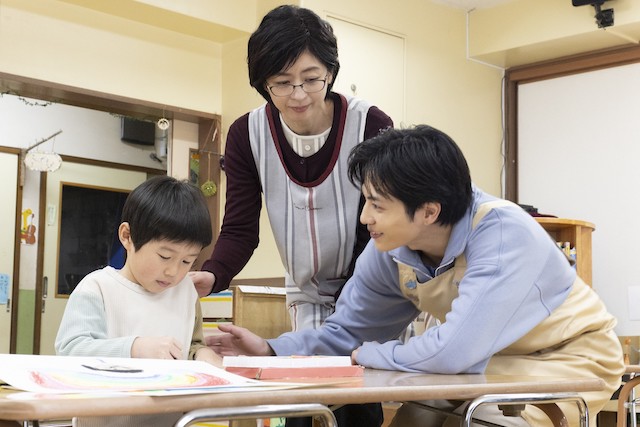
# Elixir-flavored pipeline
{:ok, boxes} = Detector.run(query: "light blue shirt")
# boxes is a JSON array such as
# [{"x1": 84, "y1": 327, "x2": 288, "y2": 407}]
[{"x1": 268, "y1": 187, "x2": 575, "y2": 374}]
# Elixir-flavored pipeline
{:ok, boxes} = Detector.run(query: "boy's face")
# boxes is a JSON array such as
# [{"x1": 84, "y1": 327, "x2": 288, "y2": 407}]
[{"x1": 119, "y1": 223, "x2": 202, "y2": 293}]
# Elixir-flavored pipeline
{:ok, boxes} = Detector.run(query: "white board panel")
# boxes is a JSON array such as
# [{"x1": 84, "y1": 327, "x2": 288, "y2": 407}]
[{"x1": 518, "y1": 62, "x2": 640, "y2": 335}]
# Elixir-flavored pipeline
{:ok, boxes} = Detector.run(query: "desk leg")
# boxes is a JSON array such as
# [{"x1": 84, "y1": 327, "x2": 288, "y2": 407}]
[
  {"x1": 174, "y1": 403, "x2": 337, "y2": 427},
  {"x1": 462, "y1": 393, "x2": 588, "y2": 427},
  {"x1": 617, "y1": 376, "x2": 640, "y2": 427}
]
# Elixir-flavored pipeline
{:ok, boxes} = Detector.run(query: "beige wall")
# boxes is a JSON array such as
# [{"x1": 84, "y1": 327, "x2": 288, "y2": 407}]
[
  {"x1": 0, "y1": 0, "x2": 229, "y2": 113},
  {"x1": 3, "y1": 0, "x2": 640, "y2": 281},
  {"x1": 468, "y1": 0, "x2": 640, "y2": 67}
]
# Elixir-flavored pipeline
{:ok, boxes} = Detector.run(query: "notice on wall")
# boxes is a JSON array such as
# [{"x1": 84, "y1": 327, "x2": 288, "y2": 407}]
[{"x1": 0, "y1": 273, "x2": 8, "y2": 304}]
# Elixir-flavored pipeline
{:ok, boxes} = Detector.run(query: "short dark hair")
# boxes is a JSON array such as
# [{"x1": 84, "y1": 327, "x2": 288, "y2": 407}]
[
  {"x1": 247, "y1": 5, "x2": 340, "y2": 102},
  {"x1": 121, "y1": 175, "x2": 212, "y2": 250},
  {"x1": 347, "y1": 125, "x2": 472, "y2": 225}
]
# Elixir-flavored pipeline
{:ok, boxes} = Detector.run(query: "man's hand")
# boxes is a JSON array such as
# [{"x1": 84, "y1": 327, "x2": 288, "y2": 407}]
[
  {"x1": 189, "y1": 271, "x2": 216, "y2": 297},
  {"x1": 131, "y1": 336, "x2": 182, "y2": 359},
  {"x1": 206, "y1": 324, "x2": 274, "y2": 357},
  {"x1": 350, "y1": 347, "x2": 361, "y2": 365}
]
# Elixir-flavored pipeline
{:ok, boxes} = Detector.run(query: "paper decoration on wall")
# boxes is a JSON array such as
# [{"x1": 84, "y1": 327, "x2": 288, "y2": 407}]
[
  {"x1": 0, "y1": 273, "x2": 9, "y2": 305},
  {"x1": 20, "y1": 209, "x2": 37, "y2": 245}
]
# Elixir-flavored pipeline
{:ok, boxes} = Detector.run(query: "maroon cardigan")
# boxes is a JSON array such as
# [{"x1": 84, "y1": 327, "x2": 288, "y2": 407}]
[{"x1": 201, "y1": 92, "x2": 393, "y2": 294}]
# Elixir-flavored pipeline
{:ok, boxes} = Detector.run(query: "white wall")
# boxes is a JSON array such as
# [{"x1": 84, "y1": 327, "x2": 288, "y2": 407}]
[
  {"x1": 518, "y1": 62, "x2": 640, "y2": 336},
  {"x1": 0, "y1": 94, "x2": 201, "y2": 296},
  {"x1": 0, "y1": 94, "x2": 167, "y2": 171}
]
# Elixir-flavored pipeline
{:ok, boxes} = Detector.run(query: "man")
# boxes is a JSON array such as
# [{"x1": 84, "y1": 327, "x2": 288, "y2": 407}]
[{"x1": 209, "y1": 125, "x2": 623, "y2": 426}]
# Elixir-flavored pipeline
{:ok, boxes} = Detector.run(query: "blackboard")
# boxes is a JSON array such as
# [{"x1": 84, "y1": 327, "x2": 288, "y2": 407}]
[{"x1": 57, "y1": 183, "x2": 130, "y2": 295}]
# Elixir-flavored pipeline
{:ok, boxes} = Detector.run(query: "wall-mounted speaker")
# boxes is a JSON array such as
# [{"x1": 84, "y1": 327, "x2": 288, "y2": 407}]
[{"x1": 121, "y1": 117, "x2": 155, "y2": 146}]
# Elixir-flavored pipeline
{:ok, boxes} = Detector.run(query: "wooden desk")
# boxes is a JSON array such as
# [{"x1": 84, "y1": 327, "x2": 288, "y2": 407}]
[{"x1": 0, "y1": 369, "x2": 604, "y2": 426}]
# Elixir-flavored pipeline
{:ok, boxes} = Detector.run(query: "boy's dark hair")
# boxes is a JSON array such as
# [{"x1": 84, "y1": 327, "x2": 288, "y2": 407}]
[
  {"x1": 347, "y1": 125, "x2": 472, "y2": 225},
  {"x1": 121, "y1": 175, "x2": 212, "y2": 250},
  {"x1": 247, "y1": 5, "x2": 340, "y2": 102}
]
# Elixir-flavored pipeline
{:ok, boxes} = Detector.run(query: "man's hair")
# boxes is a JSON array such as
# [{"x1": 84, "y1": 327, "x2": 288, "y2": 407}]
[
  {"x1": 347, "y1": 125, "x2": 472, "y2": 225},
  {"x1": 247, "y1": 5, "x2": 340, "y2": 102},
  {"x1": 121, "y1": 175, "x2": 212, "y2": 250}
]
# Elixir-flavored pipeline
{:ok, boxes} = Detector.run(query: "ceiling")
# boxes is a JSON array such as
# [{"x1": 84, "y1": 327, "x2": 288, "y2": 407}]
[{"x1": 432, "y1": 0, "x2": 518, "y2": 10}]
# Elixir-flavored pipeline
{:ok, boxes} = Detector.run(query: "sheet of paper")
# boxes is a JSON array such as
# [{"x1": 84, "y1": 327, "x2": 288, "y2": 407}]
[
  {"x1": 237, "y1": 285, "x2": 286, "y2": 295},
  {"x1": 0, "y1": 354, "x2": 295, "y2": 395},
  {"x1": 0, "y1": 273, "x2": 9, "y2": 304}
]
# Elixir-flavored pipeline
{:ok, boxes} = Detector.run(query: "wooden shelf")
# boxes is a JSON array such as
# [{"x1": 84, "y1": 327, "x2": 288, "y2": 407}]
[{"x1": 535, "y1": 218, "x2": 595, "y2": 286}]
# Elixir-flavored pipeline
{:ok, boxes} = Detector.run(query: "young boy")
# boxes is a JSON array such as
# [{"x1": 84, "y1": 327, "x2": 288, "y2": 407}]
[
  {"x1": 208, "y1": 125, "x2": 624, "y2": 426},
  {"x1": 55, "y1": 175, "x2": 221, "y2": 426}
]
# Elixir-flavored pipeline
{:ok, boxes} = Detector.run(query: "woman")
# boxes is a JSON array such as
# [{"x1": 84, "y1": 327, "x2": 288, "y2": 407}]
[{"x1": 190, "y1": 5, "x2": 393, "y2": 426}]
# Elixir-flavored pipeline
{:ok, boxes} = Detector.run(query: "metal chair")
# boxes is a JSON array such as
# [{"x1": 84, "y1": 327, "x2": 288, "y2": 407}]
[{"x1": 463, "y1": 393, "x2": 589, "y2": 427}]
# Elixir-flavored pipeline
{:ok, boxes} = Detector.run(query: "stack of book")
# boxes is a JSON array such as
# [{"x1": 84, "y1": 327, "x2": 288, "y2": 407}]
[{"x1": 222, "y1": 355, "x2": 364, "y2": 380}]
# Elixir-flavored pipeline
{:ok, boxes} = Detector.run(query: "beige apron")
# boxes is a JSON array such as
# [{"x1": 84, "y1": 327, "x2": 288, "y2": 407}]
[{"x1": 398, "y1": 201, "x2": 624, "y2": 426}]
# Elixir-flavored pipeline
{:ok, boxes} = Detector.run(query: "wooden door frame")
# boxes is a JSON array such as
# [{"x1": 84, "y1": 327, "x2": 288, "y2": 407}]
[
  {"x1": 0, "y1": 146, "x2": 23, "y2": 354},
  {"x1": 504, "y1": 44, "x2": 640, "y2": 202},
  {"x1": 1, "y1": 72, "x2": 221, "y2": 354}
]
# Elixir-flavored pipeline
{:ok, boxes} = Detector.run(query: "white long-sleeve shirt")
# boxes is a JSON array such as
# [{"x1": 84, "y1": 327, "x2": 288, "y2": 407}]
[{"x1": 56, "y1": 266, "x2": 198, "y2": 360}]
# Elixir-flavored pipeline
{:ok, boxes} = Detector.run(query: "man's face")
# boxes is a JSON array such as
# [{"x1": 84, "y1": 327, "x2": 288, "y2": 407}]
[{"x1": 359, "y1": 184, "x2": 426, "y2": 252}]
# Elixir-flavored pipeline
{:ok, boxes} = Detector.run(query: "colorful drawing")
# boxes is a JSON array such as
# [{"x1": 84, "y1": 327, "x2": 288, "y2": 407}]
[
  {"x1": 0, "y1": 354, "x2": 263, "y2": 395},
  {"x1": 29, "y1": 367, "x2": 230, "y2": 392}
]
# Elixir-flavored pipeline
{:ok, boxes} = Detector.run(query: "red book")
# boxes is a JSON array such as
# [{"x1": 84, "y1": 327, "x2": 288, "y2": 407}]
[{"x1": 222, "y1": 356, "x2": 364, "y2": 380}]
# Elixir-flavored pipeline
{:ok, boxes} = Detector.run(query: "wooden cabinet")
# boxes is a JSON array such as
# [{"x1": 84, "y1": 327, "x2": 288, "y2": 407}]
[
  {"x1": 535, "y1": 218, "x2": 595, "y2": 286},
  {"x1": 231, "y1": 285, "x2": 291, "y2": 339}
]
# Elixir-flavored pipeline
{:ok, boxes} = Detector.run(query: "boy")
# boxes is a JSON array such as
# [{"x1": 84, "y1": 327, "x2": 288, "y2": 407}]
[
  {"x1": 208, "y1": 125, "x2": 624, "y2": 426},
  {"x1": 56, "y1": 175, "x2": 221, "y2": 426}
]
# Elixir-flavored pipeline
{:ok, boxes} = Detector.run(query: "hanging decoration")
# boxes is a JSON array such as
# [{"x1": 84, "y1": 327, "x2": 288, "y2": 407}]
[
  {"x1": 200, "y1": 151, "x2": 217, "y2": 197},
  {"x1": 22, "y1": 130, "x2": 64, "y2": 172},
  {"x1": 157, "y1": 117, "x2": 170, "y2": 130},
  {"x1": 157, "y1": 108, "x2": 170, "y2": 130}
]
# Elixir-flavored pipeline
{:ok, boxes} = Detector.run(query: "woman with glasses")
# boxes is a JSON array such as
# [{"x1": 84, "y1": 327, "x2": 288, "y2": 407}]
[{"x1": 190, "y1": 5, "x2": 392, "y2": 426}]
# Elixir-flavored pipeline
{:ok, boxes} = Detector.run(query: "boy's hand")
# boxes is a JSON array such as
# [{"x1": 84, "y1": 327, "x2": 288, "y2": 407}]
[
  {"x1": 195, "y1": 347, "x2": 223, "y2": 368},
  {"x1": 206, "y1": 324, "x2": 274, "y2": 357},
  {"x1": 131, "y1": 336, "x2": 182, "y2": 359},
  {"x1": 189, "y1": 271, "x2": 216, "y2": 297}
]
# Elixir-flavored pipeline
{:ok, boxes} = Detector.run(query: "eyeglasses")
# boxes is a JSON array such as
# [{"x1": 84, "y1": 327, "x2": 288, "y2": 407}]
[{"x1": 267, "y1": 76, "x2": 328, "y2": 97}]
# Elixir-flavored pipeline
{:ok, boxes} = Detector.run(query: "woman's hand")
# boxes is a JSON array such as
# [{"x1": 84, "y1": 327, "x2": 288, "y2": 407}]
[
  {"x1": 206, "y1": 324, "x2": 274, "y2": 357},
  {"x1": 189, "y1": 271, "x2": 216, "y2": 297}
]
